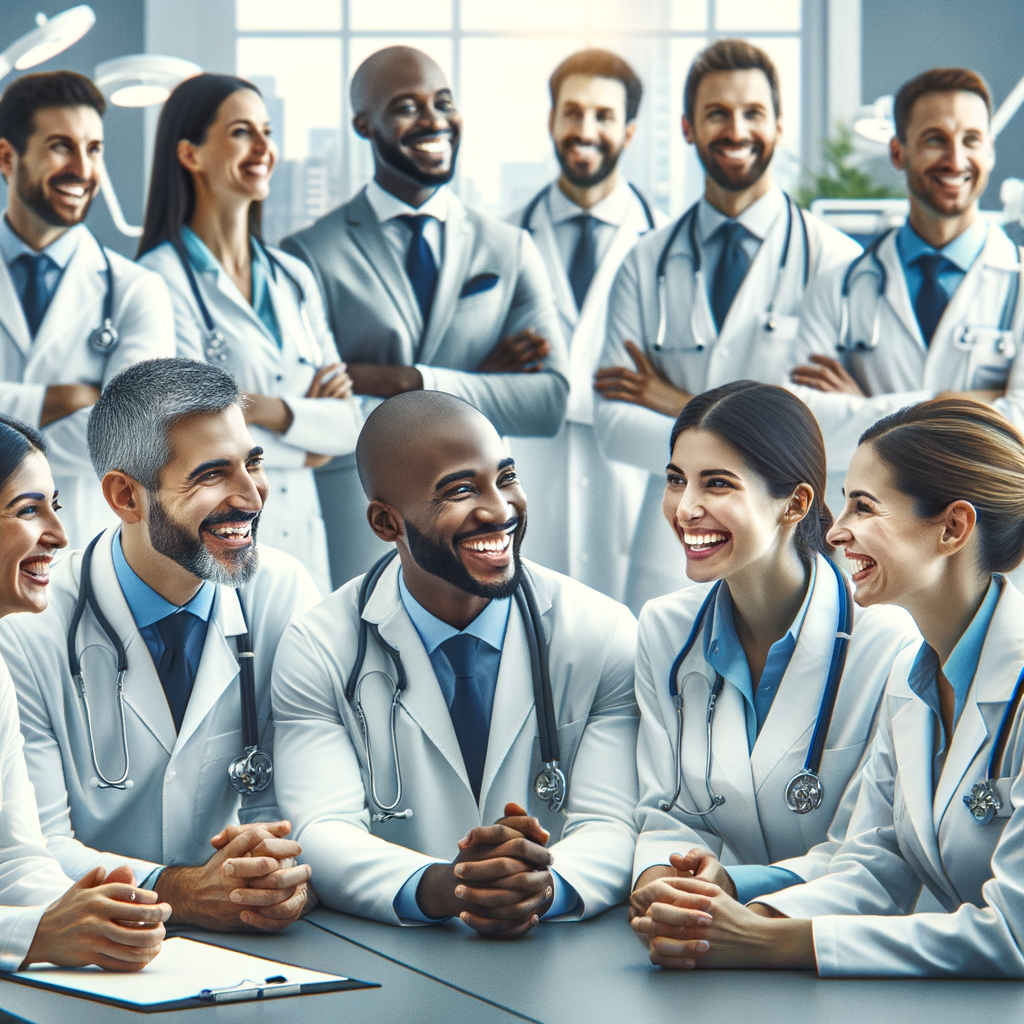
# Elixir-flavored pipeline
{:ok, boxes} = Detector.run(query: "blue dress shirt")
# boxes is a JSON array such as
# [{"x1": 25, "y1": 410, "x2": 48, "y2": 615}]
[
  {"x1": 392, "y1": 570, "x2": 579, "y2": 923},
  {"x1": 895, "y1": 219, "x2": 988, "y2": 310},
  {"x1": 180, "y1": 226, "x2": 282, "y2": 347},
  {"x1": 0, "y1": 216, "x2": 83, "y2": 329}
]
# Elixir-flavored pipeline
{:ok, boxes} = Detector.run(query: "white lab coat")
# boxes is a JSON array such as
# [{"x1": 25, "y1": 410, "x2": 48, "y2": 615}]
[
  {"x1": 509, "y1": 184, "x2": 666, "y2": 601},
  {"x1": 139, "y1": 242, "x2": 363, "y2": 596},
  {"x1": 0, "y1": 229, "x2": 175, "y2": 548},
  {"x1": 0, "y1": 656, "x2": 75, "y2": 971},
  {"x1": 271, "y1": 556, "x2": 639, "y2": 925},
  {"x1": 595, "y1": 197, "x2": 861, "y2": 612},
  {"x1": 633, "y1": 555, "x2": 921, "y2": 883},
  {"x1": 793, "y1": 225, "x2": 1024, "y2": 512},
  {"x1": 0, "y1": 529, "x2": 320, "y2": 882},
  {"x1": 761, "y1": 578, "x2": 1024, "y2": 978}
]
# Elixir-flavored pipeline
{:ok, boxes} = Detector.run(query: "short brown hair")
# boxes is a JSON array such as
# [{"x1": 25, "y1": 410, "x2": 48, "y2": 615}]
[
  {"x1": 549, "y1": 49, "x2": 643, "y2": 122},
  {"x1": 893, "y1": 67, "x2": 991, "y2": 142},
  {"x1": 684, "y1": 39, "x2": 780, "y2": 123},
  {"x1": 860, "y1": 398, "x2": 1024, "y2": 574},
  {"x1": 0, "y1": 71, "x2": 105, "y2": 155}
]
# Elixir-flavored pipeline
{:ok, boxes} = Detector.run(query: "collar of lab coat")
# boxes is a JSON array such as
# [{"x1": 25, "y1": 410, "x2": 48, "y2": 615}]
[
  {"x1": 697, "y1": 184, "x2": 785, "y2": 244},
  {"x1": 0, "y1": 215, "x2": 82, "y2": 270},
  {"x1": 545, "y1": 177, "x2": 634, "y2": 228},
  {"x1": 81, "y1": 528, "x2": 248, "y2": 757}
]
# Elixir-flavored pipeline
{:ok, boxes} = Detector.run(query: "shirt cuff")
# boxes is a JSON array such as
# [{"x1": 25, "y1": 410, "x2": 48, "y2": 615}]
[
  {"x1": 415, "y1": 364, "x2": 437, "y2": 392},
  {"x1": 139, "y1": 867, "x2": 165, "y2": 892},
  {"x1": 731, "y1": 864, "x2": 804, "y2": 905},
  {"x1": 393, "y1": 864, "x2": 449, "y2": 924},
  {"x1": 541, "y1": 869, "x2": 579, "y2": 920}
]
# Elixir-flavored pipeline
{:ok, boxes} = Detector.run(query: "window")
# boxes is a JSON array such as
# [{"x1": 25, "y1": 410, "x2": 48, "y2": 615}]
[{"x1": 235, "y1": 0, "x2": 803, "y2": 242}]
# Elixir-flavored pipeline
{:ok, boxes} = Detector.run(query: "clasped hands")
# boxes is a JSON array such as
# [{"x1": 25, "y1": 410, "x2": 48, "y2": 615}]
[{"x1": 416, "y1": 802, "x2": 555, "y2": 938}]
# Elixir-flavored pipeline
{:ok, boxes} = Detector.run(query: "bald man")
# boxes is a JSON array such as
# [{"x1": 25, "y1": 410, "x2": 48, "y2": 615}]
[
  {"x1": 271, "y1": 391, "x2": 637, "y2": 935},
  {"x1": 281, "y1": 47, "x2": 569, "y2": 590}
]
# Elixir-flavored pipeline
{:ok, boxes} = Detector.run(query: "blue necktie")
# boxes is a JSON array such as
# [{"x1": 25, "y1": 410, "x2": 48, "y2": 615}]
[
  {"x1": 396, "y1": 215, "x2": 439, "y2": 327},
  {"x1": 439, "y1": 634, "x2": 488, "y2": 800},
  {"x1": 154, "y1": 611, "x2": 199, "y2": 732},
  {"x1": 710, "y1": 221, "x2": 751, "y2": 331},
  {"x1": 914, "y1": 253, "x2": 952, "y2": 346},
  {"x1": 14, "y1": 252, "x2": 55, "y2": 337},
  {"x1": 568, "y1": 214, "x2": 599, "y2": 312}
]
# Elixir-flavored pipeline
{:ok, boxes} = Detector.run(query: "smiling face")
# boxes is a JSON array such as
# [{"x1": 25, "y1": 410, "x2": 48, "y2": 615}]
[
  {"x1": 0, "y1": 449, "x2": 67, "y2": 616},
  {"x1": 0, "y1": 105, "x2": 103, "y2": 231},
  {"x1": 142, "y1": 406, "x2": 268, "y2": 587},
  {"x1": 891, "y1": 90, "x2": 993, "y2": 220},
  {"x1": 550, "y1": 73, "x2": 635, "y2": 190},
  {"x1": 177, "y1": 88, "x2": 276, "y2": 207},
  {"x1": 663, "y1": 428, "x2": 795, "y2": 585},
  {"x1": 683, "y1": 69, "x2": 779, "y2": 192}
]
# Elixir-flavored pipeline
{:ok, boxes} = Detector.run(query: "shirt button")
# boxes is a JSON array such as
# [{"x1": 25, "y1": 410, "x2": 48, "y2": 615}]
[
  {"x1": 276, "y1": 374, "x2": 284, "y2": 382},
  {"x1": 165, "y1": 771, "x2": 176, "y2": 784}
]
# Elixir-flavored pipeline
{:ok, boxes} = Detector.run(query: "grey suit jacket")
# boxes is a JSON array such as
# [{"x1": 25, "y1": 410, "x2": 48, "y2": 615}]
[{"x1": 282, "y1": 187, "x2": 569, "y2": 438}]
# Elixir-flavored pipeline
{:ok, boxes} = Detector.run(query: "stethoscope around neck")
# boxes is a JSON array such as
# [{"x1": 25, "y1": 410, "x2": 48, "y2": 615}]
[
  {"x1": 345, "y1": 550, "x2": 567, "y2": 823},
  {"x1": 654, "y1": 192, "x2": 809, "y2": 351},
  {"x1": 659, "y1": 557, "x2": 854, "y2": 818},
  {"x1": 82, "y1": 226, "x2": 119, "y2": 356},
  {"x1": 66, "y1": 533, "x2": 273, "y2": 795}
]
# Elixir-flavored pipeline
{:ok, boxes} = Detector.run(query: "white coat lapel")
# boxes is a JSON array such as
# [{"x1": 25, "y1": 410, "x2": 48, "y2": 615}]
[
  {"x1": 0, "y1": 259, "x2": 31, "y2": 356},
  {"x1": 878, "y1": 232, "x2": 926, "y2": 347},
  {"x1": 174, "y1": 586, "x2": 246, "y2": 754},
  {"x1": 528, "y1": 189, "x2": 578, "y2": 328},
  {"x1": 418, "y1": 200, "x2": 474, "y2": 365}
]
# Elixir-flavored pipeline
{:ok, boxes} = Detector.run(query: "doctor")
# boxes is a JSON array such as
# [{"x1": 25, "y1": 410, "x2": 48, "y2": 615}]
[
  {"x1": 629, "y1": 381, "x2": 919, "y2": 920},
  {"x1": 0, "y1": 358, "x2": 322, "y2": 933},
  {"x1": 281, "y1": 46, "x2": 569, "y2": 589},
  {"x1": 139, "y1": 74, "x2": 361, "y2": 596},
  {"x1": 631, "y1": 399, "x2": 1024, "y2": 976},
  {"x1": 791, "y1": 68, "x2": 1024, "y2": 511},
  {"x1": 511, "y1": 49, "x2": 664, "y2": 601},
  {"x1": 0, "y1": 72, "x2": 175, "y2": 548},
  {"x1": 272, "y1": 391, "x2": 639, "y2": 934},
  {"x1": 594, "y1": 40, "x2": 860, "y2": 612}
]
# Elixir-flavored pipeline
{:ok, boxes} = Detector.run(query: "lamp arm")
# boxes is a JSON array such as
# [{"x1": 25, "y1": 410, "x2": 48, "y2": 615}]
[
  {"x1": 100, "y1": 173, "x2": 143, "y2": 238},
  {"x1": 993, "y1": 72, "x2": 1024, "y2": 137}
]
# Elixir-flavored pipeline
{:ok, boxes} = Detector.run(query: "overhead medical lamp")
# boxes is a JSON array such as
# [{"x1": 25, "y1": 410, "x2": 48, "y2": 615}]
[
  {"x1": 0, "y1": 5, "x2": 96, "y2": 80},
  {"x1": 93, "y1": 54, "x2": 202, "y2": 237}
]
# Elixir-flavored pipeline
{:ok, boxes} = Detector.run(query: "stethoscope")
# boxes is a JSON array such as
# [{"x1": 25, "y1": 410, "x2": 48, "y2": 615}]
[
  {"x1": 172, "y1": 236, "x2": 323, "y2": 367},
  {"x1": 66, "y1": 533, "x2": 273, "y2": 794},
  {"x1": 654, "y1": 193, "x2": 809, "y2": 351},
  {"x1": 86, "y1": 226, "x2": 119, "y2": 355},
  {"x1": 838, "y1": 226, "x2": 1021, "y2": 353},
  {"x1": 659, "y1": 557, "x2": 853, "y2": 818},
  {"x1": 346, "y1": 550, "x2": 567, "y2": 823},
  {"x1": 518, "y1": 181, "x2": 656, "y2": 233}
]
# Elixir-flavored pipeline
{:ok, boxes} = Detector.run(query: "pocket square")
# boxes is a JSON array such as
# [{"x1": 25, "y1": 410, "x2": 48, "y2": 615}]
[{"x1": 460, "y1": 273, "x2": 500, "y2": 298}]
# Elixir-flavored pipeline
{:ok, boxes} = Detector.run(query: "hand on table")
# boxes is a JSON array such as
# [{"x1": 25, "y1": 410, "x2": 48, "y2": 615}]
[
  {"x1": 477, "y1": 329, "x2": 551, "y2": 374},
  {"x1": 630, "y1": 849, "x2": 736, "y2": 935},
  {"x1": 416, "y1": 802, "x2": 555, "y2": 938},
  {"x1": 23, "y1": 864, "x2": 170, "y2": 971},
  {"x1": 789, "y1": 354, "x2": 865, "y2": 396},
  {"x1": 593, "y1": 341, "x2": 691, "y2": 418}
]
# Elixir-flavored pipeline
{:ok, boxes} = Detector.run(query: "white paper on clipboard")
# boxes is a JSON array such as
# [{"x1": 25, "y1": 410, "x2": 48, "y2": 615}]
[{"x1": 8, "y1": 936, "x2": 348, "y2": 1007}]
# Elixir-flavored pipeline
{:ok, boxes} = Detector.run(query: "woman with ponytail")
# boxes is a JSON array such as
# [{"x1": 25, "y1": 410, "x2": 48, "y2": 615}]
[{"x1": 630, "y1": 381, "x2": 921, "y2": 926}]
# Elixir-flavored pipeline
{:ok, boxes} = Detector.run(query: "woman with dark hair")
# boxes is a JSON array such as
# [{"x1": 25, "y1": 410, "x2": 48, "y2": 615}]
[
  {"x1": 629, "y1": 381, "x2": 920, "y2": 931},
  {"x1": 138, "y1": 74, "x2": 360, "y2": 594},
  {"x1": 0, "y1": 415, "x2": 169, "y2": 969},
  {"x1": 631, "y1": 397, "x2": 1024, "y2": 977}
]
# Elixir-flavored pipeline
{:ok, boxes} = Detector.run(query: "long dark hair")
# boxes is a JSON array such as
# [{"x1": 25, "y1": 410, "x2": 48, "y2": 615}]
[
  {"x1": 669, "y1": 380, "x2": 833, "y2": 561},
  {"x1": 0, "y1": 414, "x2": 46, "y2": 495},
  {"x1": 137, "y1": 74, "x2": 264, "y2": 258}
]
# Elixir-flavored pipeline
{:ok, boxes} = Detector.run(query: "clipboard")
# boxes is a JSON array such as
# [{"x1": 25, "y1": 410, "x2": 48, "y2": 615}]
[{"x1": 1, "y1": 936, "x2": 377, "y2": 1012}]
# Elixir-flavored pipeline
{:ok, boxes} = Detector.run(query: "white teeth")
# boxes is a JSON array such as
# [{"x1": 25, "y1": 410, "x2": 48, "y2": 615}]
[
  {"x1": 683, "y1": 532, "x2": 728, "y2": 551},
  {"x1": 412, "y1": 138, "x2": 450, "y2": 153},
  {"x1": 848, "y1": 556, "x2": 876, "y2": 574},
  {"x1": 464, "y1": 534, "x2": 511, "y2": 553},
  {"x1": 209, "y1": 524, "x2": 251, "y2": 538},
  {"x1": 20, "y1": 559, "x2": 49, "y2": 578}
]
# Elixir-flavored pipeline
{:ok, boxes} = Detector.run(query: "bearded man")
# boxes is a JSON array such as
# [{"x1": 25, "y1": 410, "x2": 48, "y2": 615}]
[
  {"x1": 281, "y1": 46, "x2": 568, "y2": 590},
  {"x1": 0, "y1": 358, "x2": 321, "y2": 933}
]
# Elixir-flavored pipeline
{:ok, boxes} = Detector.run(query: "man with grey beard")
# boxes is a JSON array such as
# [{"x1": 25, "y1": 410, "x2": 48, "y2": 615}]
[{"x1": 0, "y1": 358, "x2": 322, "y2": 934}]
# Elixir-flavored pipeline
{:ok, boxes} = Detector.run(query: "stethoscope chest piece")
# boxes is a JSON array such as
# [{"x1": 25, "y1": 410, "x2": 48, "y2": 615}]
[
  {"x1": 228, "y1": 745, "x2": 274, "y2": 794},
  {"x1": 205, "y1": 330, "x2": 229, "y2": 363},
  {"x1": 785, "y1": 769, "x2": 824, "y2": 814},
  {"x1": 535, "y1": 760, "x2": 567, "y2": 813},
  {"x1": 88, "y1": 318, "x2": 119, "y2": 354},
  {"x1": 963, "y1": 779, "x2": 1000, "y2": 825}
]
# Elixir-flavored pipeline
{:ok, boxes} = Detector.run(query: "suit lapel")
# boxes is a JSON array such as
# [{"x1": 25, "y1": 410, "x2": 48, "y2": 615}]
[
  {"x1": 418, "y1": 197, "x2": 474, "y2": 365},
  {"x1": 878, "y1": 232, "x2": 927, "y2": 348},
  {"x1": 529, "y1": 188, "x2": 578, "y2": 328},
  {"x1": 0, "y1": 259, "x2": 31, "y2": 356}
]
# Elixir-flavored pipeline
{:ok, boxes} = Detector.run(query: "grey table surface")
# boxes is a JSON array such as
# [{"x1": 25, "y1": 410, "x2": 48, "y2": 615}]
[
  {"x1": 0, "y1": 920, "x2": 526, "y2": 1023},
  {"x1": 310, "y1": 905, "x2": 1024, "y2": 1024}
]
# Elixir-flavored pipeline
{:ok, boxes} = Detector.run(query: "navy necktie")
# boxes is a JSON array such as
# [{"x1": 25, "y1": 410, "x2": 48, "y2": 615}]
[
  {"x1": 710, "y1": 221, "x2": 752, "y2": 331},
  {"x1": 914, "y1": 253, "x2": 952, "y2": 346},
  {"x1": 154, "y1": 611, "x2": 200, "y2": 732},
  {"x1": 14, "y1": 252, "x2": 55, "y2": 337},
  {"x1": 568, "y1": 214, "x2": 599, "y2": 312},
  {"x1": 439, "y1": 634, "x2": 488, "y2": 800},
  {"x1": 396, "y1": 214, "x2": 439, "y2": 327}
]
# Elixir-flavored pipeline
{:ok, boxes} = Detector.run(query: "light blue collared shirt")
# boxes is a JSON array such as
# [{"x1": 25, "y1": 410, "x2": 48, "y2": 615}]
[
  {"x1": 392, "y1": 570, "x2": 579, "y2": 924},
  {"x1": 180, "y1": 226, "x2": 282, "y2": 347},
  {"x1": 896, "y1": 218, "x2": 988, "y2": 310},
  {"x1": 0, "y1": 216, "x2": 83, "y2": 331},
  {"x1": 907, "y1": 575, "x2": 1001, "y2": 789}
]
